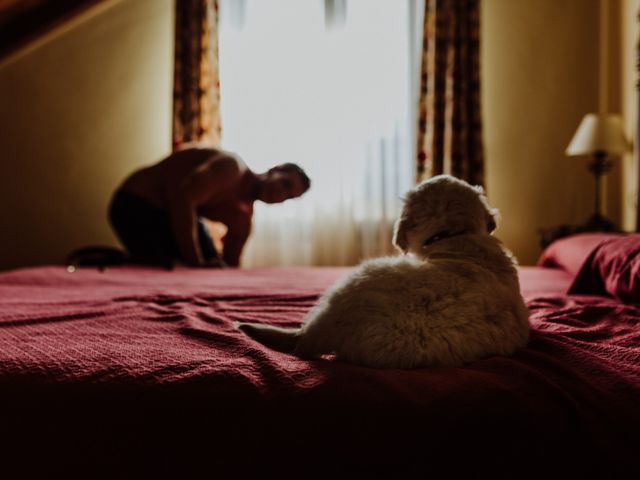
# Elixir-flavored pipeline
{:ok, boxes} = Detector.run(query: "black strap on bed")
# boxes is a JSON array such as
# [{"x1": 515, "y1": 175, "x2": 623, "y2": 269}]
[{"x1": 65, "y1": 246, "x2": 175, "y2": 272}]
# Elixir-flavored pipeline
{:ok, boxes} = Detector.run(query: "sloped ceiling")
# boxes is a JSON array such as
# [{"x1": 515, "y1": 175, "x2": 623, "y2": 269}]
[{"x1": 0, "y1": 0, "x2": 101, "y2": 59}]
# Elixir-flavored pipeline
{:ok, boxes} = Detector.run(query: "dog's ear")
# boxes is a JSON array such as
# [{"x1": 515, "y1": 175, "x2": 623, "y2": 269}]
[
  {"x1": 473, "y1": 185, "x2": 498, "y2": 233},
  {"x1": 392, "y1": 218, "x2": 408, "y2": 253},
  {"x1": 473, "y1": 185, "x2": 486, "y2": 196},
  {"x1": 486, "y1": 208, "x2": 499, "y2": 233}
]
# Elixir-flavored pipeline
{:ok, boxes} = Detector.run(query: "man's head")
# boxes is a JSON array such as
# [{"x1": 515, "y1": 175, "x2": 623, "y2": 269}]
[{"x1": 257, "y1": 163, "x2": 311, "y2": 204}]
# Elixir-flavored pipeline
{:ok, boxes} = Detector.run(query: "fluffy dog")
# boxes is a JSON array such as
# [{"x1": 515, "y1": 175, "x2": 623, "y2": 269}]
[{"x1": 237, "y1": 175, "x2": 530, "y2": 368}]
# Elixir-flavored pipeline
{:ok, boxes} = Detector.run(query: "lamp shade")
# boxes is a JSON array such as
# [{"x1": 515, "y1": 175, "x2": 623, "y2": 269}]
[{"x1": 565, "y1": 113, "x2": 631, "y2": 156}]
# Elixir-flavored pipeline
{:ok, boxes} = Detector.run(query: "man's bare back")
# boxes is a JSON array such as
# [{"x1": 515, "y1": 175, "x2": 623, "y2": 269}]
[{"x1": 109, "y1": 146, "x2": 310, "y2": 267}]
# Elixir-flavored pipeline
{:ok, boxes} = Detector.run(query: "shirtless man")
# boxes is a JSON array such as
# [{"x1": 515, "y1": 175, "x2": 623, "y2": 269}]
[{"x1": 108, "y1": 145, "x2": 310, "y2": 267}]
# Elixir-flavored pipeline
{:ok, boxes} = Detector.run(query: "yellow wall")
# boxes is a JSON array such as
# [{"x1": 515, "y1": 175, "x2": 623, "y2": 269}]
[
  {"x1": 483, "y1": 0, "x2": 609, "y2": 265},
  {"x1": 0, "y1": 0, "x2": 173, "y2": 270},
  {"x1": 621, "y1": 0, "x2": 640, "y2": 231}
]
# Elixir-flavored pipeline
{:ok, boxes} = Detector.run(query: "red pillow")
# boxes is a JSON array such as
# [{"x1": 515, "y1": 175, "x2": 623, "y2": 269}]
[
  {"x1": 565, "y1": 234, "x2": 640, "y2": 302},
  {"x1": 538, "y1": 233, "x2": 623, "y2": 278}
]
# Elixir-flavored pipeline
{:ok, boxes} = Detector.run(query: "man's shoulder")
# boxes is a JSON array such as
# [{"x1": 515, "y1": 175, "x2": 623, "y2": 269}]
[
  {"x1": 208, "y1": 158, "x2": 247, "y2": 186},
  {"x1": 188, "y1": 148, "x2": 243, "y2": 177}
]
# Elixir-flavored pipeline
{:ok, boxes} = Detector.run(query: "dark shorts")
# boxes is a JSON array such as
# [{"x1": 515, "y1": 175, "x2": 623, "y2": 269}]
[{"x1": 108, "y1": 189, "x2": 219, "y2": 264}]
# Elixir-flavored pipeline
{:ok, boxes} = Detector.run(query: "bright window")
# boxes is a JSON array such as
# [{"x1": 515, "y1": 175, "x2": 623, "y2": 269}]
[{"x1": 218, "y1": 0, "x2": 420, "y2": 265}]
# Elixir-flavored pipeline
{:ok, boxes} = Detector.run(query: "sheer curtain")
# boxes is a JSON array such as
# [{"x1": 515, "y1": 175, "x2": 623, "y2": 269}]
[{"x1": 218, "y1": 0, "x2": 422, "y2": 266}]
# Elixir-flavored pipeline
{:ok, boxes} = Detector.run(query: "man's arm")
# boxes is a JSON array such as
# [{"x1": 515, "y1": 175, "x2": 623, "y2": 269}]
[
  {"x1": 222, "y1": 220, "x2": 251, "y2": 267},
  {"x1": 168, "y1": 155, "x2": 241, "y2": 266}
]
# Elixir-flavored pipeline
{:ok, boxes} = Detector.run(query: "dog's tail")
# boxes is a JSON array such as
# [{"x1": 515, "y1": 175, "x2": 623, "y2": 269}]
[{"x1": 236, "y1": 322, "x2": 301, "y2": 354}]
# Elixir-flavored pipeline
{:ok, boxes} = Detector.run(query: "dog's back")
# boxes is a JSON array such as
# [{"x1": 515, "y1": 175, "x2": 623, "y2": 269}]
[{"x1": 293, "y1": 236, "x2": 528, "y2": 368}]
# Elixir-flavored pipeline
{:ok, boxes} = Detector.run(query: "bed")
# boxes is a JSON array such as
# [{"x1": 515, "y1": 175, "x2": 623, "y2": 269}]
[{"x1": 1, "y1": 232, "x2": 640, "y2": 478}]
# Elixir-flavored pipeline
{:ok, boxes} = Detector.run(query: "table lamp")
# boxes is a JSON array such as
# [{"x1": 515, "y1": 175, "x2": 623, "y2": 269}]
[{"x1": 565, "y1": 113, "x2": 631, "y2": 230}]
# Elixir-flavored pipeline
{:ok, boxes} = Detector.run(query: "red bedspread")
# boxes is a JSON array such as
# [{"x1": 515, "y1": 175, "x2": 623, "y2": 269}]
[{"x1": 1, "y1": 265, "x2": 639, "y2": 478}]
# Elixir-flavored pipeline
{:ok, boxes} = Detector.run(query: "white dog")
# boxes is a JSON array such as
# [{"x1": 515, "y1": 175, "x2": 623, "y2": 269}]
[{"x1": 237, "y1": 175, "x2": 530, "y2": 368}]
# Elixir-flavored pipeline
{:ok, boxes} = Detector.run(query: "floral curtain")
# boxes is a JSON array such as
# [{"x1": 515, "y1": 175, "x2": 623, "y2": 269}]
[
  {"x1": 173, "y1": 0, "x2": 221, "y2": 149},
  {"x1": 416, "y1": 0, "x2": 484, "y2": 185}
]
